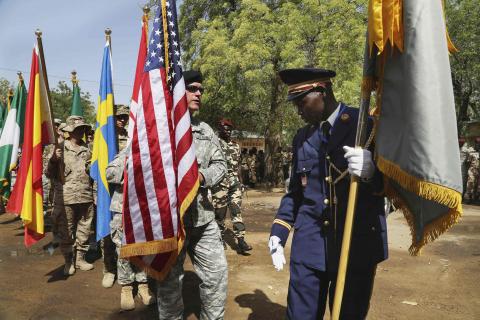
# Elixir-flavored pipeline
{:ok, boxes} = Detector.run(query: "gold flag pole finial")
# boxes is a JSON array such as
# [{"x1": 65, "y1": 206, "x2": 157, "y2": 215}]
[
  {"x1": 35, "y1": 29, "x2": 42, "y2": 38},
  {"x1": 71, "y1": 70, "x2": 78, "y2": 85},
  {"x1": 105, "y1": 28, "x2": 112, "y2": 42},
  {"x1": 17, "y1": 71, "x2": 23, "y2": 83},
  {"x1": 143, "y1": 5, "x2": 150, "y2": 15}
]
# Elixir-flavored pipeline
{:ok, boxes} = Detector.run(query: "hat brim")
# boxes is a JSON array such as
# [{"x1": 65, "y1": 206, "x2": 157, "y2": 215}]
[{"x1": 63, "y1": 123, "x2": 90, "y2": 133}]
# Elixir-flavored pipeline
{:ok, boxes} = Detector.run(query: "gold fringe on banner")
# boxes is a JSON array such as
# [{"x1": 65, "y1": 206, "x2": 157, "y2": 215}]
[
  {"x1": 120, "y1": 237, "x2": 178, "y2": 258},
  {"x1": 378, "y1": 157, "x2": 463, "y2": 255}
]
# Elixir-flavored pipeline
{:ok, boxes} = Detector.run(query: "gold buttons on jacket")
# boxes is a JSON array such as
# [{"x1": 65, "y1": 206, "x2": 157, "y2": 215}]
[
  {"x1": 325, "y1": 176, "x2": 332, "y2": 183},
  {"x1": 323, "y1": 199, "x2": 330, "y2": 205},
  {"x1": 323, "y1": 220, "x2": 330, "y2": 227}
]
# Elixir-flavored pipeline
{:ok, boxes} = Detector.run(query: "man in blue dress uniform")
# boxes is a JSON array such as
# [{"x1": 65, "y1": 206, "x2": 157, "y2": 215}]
[{"x1": 268, "y1": 68, "x2": 388, "y2": 319}]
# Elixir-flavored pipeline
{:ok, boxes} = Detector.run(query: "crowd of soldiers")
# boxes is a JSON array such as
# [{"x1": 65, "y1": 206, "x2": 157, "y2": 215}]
[
  {"x1": 460, "y1": 139, "x2": 480, "y2": 203},
  {"x1": 240, "y1": 145, "x2": 293, "y2": 188}
]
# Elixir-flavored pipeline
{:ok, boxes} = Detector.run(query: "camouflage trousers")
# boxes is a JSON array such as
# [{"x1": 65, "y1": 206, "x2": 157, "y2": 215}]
[
  {"x1": 52, "y1": 203, "x2": 94, "y2": 257},
  {"x1": 156, "y1": 220, "x2": 228, "y2": 320},
  {"x1": 110, "y1": 213, "x2": 147, "y2": 285},
  {"x1": 101, "y1": 235, "x2": 116, "y2": 274},
  {"x1": 465, "y1": 169, "x2": 479, "y2": 200},
  {"x1": 212, "y1": 182, "x2": 245, "y2": 239}
]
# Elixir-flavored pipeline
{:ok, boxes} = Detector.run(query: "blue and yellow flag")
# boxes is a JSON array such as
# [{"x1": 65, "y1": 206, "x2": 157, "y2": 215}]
[{"x1": 90, "y1": 41, "x2": 117, "y2": 241}]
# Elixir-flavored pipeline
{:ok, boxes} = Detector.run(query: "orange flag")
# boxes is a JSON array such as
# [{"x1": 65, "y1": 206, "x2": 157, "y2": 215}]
[{"x1": 7, "y1": 44, "x2": 55, "y2": 246}]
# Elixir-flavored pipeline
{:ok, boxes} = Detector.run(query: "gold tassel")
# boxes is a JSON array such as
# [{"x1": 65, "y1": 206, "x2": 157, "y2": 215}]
[
  {"x1": 120, "y1": 237, "x2": 178, "y2": 258},
  {"x1": 379, "y1": 158, "x2": 463, "y2": 255}
]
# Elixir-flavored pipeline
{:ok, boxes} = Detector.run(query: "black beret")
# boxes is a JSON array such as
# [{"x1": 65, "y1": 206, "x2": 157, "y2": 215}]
[
  {"x1": 183, "y1": 70, "x2": 203, "y2": 85},
  {"x1": 279, "y1": 68, "x2": 336, "y2": 101}
]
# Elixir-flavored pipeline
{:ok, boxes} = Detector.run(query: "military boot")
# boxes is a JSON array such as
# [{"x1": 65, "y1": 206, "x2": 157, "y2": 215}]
[
  {"x1": 120, "y1": 285, "x2": 135, "y2": 311},
  {"x1": 237, "y1": 237, "x2": 252, "y2": 254},
  {"x1": 102, "y1": 272, "x2": 115, "y2": 288},
  {"x1": 137, "y1": 283, "x2": 155, "y2": 305},
  {"x1": 63, "y1": 253, "x2": 75, "y2": 276},
  {"x1": 75, "y1": 251, "x2": 94, "y2": 271}
]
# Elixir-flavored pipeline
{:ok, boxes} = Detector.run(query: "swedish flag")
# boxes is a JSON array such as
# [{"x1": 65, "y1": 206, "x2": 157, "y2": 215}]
[{"x1": 90, "y1": 41, "x2": 117, "y2": 241}]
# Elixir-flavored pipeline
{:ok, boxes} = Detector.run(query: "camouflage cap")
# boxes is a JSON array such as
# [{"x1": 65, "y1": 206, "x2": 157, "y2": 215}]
[
  {"x1": 114, "y1": 104, "x2": 129, "y2": 116},
  {"x1": 63, "y1": 115, "x2": 90, "y2": 132},
  {"x1": 54, "y1": 118, "x2": 62, "y2": 125},
  {"x1": 58, "y1": 123, "x2": 67, "y2": 131}
]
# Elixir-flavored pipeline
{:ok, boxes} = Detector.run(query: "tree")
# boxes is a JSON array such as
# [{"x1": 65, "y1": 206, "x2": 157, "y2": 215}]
[
  {"x1": 0, "y1": 78, "x2": 12, "y2": 105},
  {"x1": 50, "y1": 81, "x2": 95, "y2": 124},
  {"x1": 445, "y1": 0, "x2": 480, "y2": 134},
  {"x1": 180, "y1": 0, "x2": 368, "y2": 181}
]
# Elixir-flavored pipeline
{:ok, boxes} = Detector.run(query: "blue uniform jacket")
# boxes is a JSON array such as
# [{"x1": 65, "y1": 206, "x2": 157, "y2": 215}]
[{"x1": 271, "y1": 105, "x2": 388, "y2": 272}]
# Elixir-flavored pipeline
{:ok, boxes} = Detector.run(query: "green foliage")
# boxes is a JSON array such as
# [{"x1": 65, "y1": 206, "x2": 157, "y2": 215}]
[
  {"x1": 445, "y1": 0, "x2": 480, "y2": 133},
  {"x1": 0, "y1": 78, "x2": 12, "y2": 105},
  {"x1": 50, "y1": 81, "x2": 95, "y2": 124}
]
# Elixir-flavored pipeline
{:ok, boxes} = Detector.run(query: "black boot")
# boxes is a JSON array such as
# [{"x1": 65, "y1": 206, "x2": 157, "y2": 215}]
[{"x1": 237, "y1": 237, "x2": 252, "y2": 254}]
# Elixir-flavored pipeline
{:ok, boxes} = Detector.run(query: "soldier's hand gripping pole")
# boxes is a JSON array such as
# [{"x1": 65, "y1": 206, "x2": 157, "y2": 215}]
[
  {"x1": 36, "y1": 30, "x2": 65, "y2": 185},
  {"x1": 331, "y1": 57, "x2": 374, "y2": 320}
]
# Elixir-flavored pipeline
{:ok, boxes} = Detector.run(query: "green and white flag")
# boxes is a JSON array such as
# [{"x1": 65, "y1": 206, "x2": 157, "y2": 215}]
[
  {"x1": 0, "y1": 101, "x2": 6, "y2": 135},
  {"x1": 0, "y1": 80, "x2": 27, "y2": 198}
]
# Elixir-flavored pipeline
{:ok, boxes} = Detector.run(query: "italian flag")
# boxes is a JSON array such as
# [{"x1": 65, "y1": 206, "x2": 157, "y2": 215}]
[
  {"x1": 6, "y1": 44, "x2": 55, "y2": 246},
  {"x1": 0, "y1": 78, "x2": 27, "y2": 200}
]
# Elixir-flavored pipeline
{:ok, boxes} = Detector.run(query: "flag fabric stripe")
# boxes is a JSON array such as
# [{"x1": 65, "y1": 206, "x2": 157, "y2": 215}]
[
  {"x1": 120, "y1": 1, "x2": 199, "y2": 280},
  {"x1": 90, "y1": 42, "x2": 118, "y2": 241}
]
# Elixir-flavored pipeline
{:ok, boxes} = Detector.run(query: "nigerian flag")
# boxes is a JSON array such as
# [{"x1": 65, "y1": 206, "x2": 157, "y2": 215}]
[
  {"x1": 0, "y1": 80, "x2": 27, "y2": 199},
  {"x1": 71, "y1": 80, "x2": 84, "y2": 116},
  {"x1": 0, "y1": 102, "x2": 6, "y2": 135}
]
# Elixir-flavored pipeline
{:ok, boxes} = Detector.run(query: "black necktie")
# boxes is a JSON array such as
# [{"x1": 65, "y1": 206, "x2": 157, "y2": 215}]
[{"x1": 321, "y1": 121, "x2": 331, "y2": 143}]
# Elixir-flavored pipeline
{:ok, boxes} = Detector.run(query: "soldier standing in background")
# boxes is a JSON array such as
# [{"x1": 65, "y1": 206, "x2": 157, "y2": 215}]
[
  {"x1": 47, "y1": 116, "x2": 94, "y2": 276},
  {"x1": 257, "y1": 149, "x2": 266, "y2": 183},
  {"x1": 272, "y1": 146, "x2": 284, "y2": 187},
  {"x1": 212, "y1": 119, "x2": 253, "y2": 254},
  {"x1": 247, "y1": 148, "x2": 257, "y2": 188},
  {"x1": 106, "y1": 145, "x2": 155, "y2": 310},
  {"x1": 460, "y1": 140, "x2": 474, "y2": 200},
  {"x1": 240, "y1": 148, "x2": 250, "y2": 186},
  {"x1": 101, "y1": 104, "x2": 130, "y2": 288}
]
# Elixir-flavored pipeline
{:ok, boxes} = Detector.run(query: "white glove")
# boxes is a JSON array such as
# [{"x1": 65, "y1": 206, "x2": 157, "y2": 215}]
[
  {"x1": 343, "y1": 146, "x2": 375, "y2": 180},
  {"x1": 268, "y1": 236, "x2": 286, "y2": 271}
]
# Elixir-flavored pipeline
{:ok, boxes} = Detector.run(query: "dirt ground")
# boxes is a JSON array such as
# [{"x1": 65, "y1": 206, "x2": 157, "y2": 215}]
[{"x1": 0, "y1": 189, "x2": 479, "y2": 320}]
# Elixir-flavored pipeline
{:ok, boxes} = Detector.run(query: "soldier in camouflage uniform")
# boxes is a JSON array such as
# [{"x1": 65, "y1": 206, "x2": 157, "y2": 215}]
[
  {"x1": 272, "y1": 146, "x2": 284, "y2": 186},
  {"x1": 212, "y1": 119, "x2": 252, "y2": 254},
  {"x1": 247, "y1": 148, "x2": 257, "y2": 187},
  {"x1": 46, "y1": 116, "x2": 94, "y2": 276},
  {"x1": 101, "y1": 104, "x2": 130, "y2": 289},
  {"x1": 460, "y1": 141, "x2": 474, "y2": 199},
  {"x1": 106, "y1": 146, "x2": 155, "y2": 310},
  {"x1": 156, "y1": 70, "x2": 228, "y2": 320},
  {"x1": 465, "y1": 146, "x2": 480, "y2": 203},
  {"x1": 240, "y1": 148, "x2": 250, "y2": 185}
]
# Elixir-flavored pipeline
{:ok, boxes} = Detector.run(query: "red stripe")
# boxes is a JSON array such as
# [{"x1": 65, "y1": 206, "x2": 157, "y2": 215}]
[
  {"x1": 173, "y1": 96, "x2": 188, "y2": 127},
  {"x1": 142, "y1": 73, "x2": 174, "y2": 238},
  {"x1": 132, "y1": 22, "x2": 148, "y2": 103},
  {"x1": 178, "y1": 161, "x2": 198, "y2": 204}
]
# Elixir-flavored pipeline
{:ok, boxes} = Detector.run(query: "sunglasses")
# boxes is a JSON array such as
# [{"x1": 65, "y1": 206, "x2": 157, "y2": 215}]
[{"x1": 186, "y1": 85, "x2": 205, "y2": 94}]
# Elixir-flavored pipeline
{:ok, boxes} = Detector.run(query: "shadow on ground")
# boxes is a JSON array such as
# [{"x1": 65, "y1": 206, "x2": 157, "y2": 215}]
[{"x1": 235, "y1": 289, "x2": 287, "y2": 319}]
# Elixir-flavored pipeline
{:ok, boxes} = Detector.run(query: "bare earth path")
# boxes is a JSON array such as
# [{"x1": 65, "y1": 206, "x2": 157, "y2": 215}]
[{"x1": 0, "y1": 189, "x2": 479, "y2": 319}]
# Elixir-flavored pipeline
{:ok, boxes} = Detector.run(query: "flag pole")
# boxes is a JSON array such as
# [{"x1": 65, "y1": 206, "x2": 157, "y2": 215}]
[
  {"x1": 71, "y1": 70, "x2": 78, "y2": 86},
  {"x1": 331, "y1": 64, "x2": 374, "y2": 320},
  {"x1": 35, "y1": 29, "x2": 64, "y2": 184},
  {"x1": 7, "y1": 87, "x2": 14, "y2": 111}
]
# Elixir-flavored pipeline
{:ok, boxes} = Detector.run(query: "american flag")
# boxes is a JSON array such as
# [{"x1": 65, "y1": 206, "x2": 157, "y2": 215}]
[{"x1": 120, "y1": 0, "x2": 199, "y2": 280}]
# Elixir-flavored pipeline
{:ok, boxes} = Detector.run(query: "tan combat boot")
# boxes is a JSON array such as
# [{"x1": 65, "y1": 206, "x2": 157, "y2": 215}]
[
  {"x1": 75, "y1": 251, "x2": 94, "y2": 271},
  {"x1": 63, "y1": 253, "x2": 75, "y2": 276},
  {"x1": 120, "y1": 285, "x2": 135, "y2": 311},
  {"x1": 102, "y1": 272, "x2": 115, "y2": 288},
  {"x1": 137, "y1": 283, "x2": 155, "y2": 305}
]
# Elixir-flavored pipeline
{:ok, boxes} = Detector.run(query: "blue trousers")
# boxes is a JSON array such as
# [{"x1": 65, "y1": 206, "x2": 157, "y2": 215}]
[{"x1": 287, "y1": 262, "x2": 376, "y2": 320}]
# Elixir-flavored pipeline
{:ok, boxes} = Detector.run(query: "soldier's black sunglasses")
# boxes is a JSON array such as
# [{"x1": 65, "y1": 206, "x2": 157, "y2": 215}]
[{"x1": 186, "y1": 85, "x2": 205, "y2": 94}]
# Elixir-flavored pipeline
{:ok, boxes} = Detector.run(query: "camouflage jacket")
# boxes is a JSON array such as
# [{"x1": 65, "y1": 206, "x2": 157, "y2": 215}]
[
  {"x1": 117, "y1": 129, "x2": 128, "y2": 152},
  {"x1": 218, "y1": 138, "x2": 241, "y2": 187},
  {"x1": 184, "y1": 118, "x2": 227, "y2": 227},
  {"x1": 46, "y1": 139, "x2": 93, "y2": 205},
  {"x1": 106, "y1": 146, "x2": 128, "y2": 213}
]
